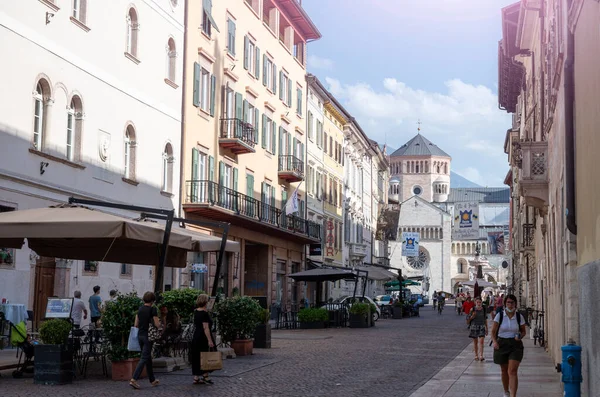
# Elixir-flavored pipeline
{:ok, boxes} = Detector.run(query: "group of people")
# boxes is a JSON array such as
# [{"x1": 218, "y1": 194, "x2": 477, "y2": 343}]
[
  {"x1": 129, "y1": 292, "x2": 216, "y2": 390},
  {"x1": 70, "y1": 285, "x2": 118, "y2": 329}
]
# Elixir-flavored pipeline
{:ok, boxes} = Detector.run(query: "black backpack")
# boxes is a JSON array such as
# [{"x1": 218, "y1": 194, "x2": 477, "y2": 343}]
[{"x1": 490, "y1": 311, "x2": 522, "y2": 345}]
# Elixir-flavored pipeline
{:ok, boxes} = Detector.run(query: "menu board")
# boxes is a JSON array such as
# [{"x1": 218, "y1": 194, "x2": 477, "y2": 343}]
[{"x1": 45, "y1": 298, "x2": 74, "y2": 319}]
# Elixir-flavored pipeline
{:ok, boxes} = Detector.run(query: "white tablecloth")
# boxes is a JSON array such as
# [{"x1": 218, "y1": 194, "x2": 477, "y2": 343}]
[{"x1": 0, "y1": 303, "x2": 28, "y2": 324}]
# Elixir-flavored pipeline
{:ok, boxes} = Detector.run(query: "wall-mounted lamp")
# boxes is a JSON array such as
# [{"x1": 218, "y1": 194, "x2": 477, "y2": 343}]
[
  {"x1": 40, "y1": 162, "x2": 49, "y2": 175},
  {"x1": 46, "y1": 12, "x2": 55, "y2": 25}
]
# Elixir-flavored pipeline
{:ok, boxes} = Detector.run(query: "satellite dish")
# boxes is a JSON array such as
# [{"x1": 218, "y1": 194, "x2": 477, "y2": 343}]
[{"x1": 501, "y1": 261, "x2": 509, "y2": 269}]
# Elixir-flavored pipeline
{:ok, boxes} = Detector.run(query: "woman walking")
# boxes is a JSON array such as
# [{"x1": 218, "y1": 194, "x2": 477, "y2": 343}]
[
  {"x1": 467, "y1": 297, "x2": 488, "y2": 361},
  {"x1": 191, "y1": 294, "x2": 215, "y2": 385},
  {"x1": 130, "y1": 292, "x2": 161, "y2": 389},
  {"x1": 491, "y1": 294, "x2": 527, "y2": 397}
]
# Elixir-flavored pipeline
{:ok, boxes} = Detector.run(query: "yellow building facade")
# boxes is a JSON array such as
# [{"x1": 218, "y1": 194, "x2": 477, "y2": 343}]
[{"x1": 180, "y1": 0, "x2": 321, "y2": 306}]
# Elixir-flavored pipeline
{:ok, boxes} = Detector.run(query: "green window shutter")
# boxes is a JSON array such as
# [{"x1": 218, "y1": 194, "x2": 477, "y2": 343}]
[
  {"x1": 209, "y1": 75, "x2": 216, "y2": 117},
  {"x1": 235, "y1": 92, "x2": 243, "y2": 136},
  {"x1": 282, "y1": 190, "x2": 288, "y2": 206},
  {"x1": 297, "y1": 88, "x2": 302, "y2": 115},
  {"x1": 288, "y1": 79, "x2": 293, "y2": 107},
  {"x1": 261, "y1": 114, "x2": 267, "y2": 149},
  {"x1": 255, "y1": 47, "x2": 260, "y2": 79},
  {"x1": 244, "y1": 35, "x2": 249, "y2": 70},
  {"x1": 288, "y1": 133, "x2": 293, "y2": 155},
  {"x1": 203, "y1": 0, "x2": 220, "y2": 32},
  {"x1": 270, "y1": 186, "x2": 276, "y2": 208},
  {"x1": 273, "y1": 64, "x2": 277, "y2": 93},
  {"x1": 254, "y1": 108, "x2": 259, "y2": 143},
  {"x1": 233, "y1": 167, "x2": 238, "y2": 191},
  {"x1": 193, "y1": 62, "x2": 200, "y2": 107},
  {"x1": 208, "y1": 156, "x2": 214, "y2": 181},
  {"x1": 262, "y1": 55, "x2": 268, "y2": 86},
  {"x1": 293, "y1": 137, "x2": 298, "y2": 158},
  {"x1": 246, "y1": 174, "x2": 254, "y2": 198},
  {"x1": 301, "y1": 142, "x2": 305, "y2": 163},
  {"x1": 229, "y1": 20, "x2": 236, "y2": 55},
  {"x1": 278, "y1": 127, "x2": 283, "y2": 157},
  {"x1": 307, "y1": 112, "x2": 312, "y2": 138},
  {"x1": 271, "y1": 121, "x2": 276, "y2": 154},
  {"x1": 243, "y1": 99, "x2": 248, "y2": 122},
  {"x1": 218, "y1": 161, "x2": 225, "y2": 185},
  {"x1": 279, "y1": 71, "x2": 283, "y2": 100},
  {"x1": 261, "y1": 182, "x2": 266, "y2": 202}
]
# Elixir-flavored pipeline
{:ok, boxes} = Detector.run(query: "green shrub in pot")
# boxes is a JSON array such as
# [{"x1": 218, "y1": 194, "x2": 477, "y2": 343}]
[
  {"x1": 161, "y1": 288, "x2": 205, "y2": 324},
  {"x1": 213, "y1": 296, "x2": 262, "y2": 344},
  {"x1": 39, "y1": 319, "x2": 71, "y2": 345},
  {"x1": 349, "y1": 302, "x2": 370, "y2": 316},
  {"x1": 297, "y1": 307, "x2": 328, "y2": 323},
  {"x1": 101, "y1": 292, "x2": 142, "y2": 362}
]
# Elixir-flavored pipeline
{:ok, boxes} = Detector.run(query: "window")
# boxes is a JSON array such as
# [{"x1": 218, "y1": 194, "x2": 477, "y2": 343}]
[
  {"x1": 307, "y1": 111, "x2": 313, "y2": 140},
  {"x1": 413, "y1": 186, "x2": 422, "y2": 196},
  {"x1": 316, "y1": 172, "x2": 321, "y2": 200},
  {"x1": 296, "y1": 87, "x2": 302, "y2": 116},
  {"x1": 66, "y1": 96, "x2": 82, "y2": 161},
  {"x1": 227, "y1": 19, "x2": 236, "y2": 56},
  {"x1": 262, "y1": 0, "x2": 277, "y2": 32},
  {"x1": 72, "y1": 0, "x2": 87, "y2": 24},
  {"x1": 162, "y1": 143, "x2": 174, "y2": 193},
  {"x1": 324, "y1": 132, "x2": 328, "y2": 153},
  {"x1": 262, "y1": 115, "x2": 276, "y2": 153},
  {"x1": 202, "y1": 0, "x2": 220, "y2": 36},
  {"x1": 193, "y1": 63, "x2": 216, "y2": 116},
  {"x1": 124, "y1": 125, "x2": 136, "y2": 179},
  {"x1": 126, "y1": 8, "x2": 139, "y2": 57},
  {"x1": 191, "y1": 148, "x2": 207, "y2": 202},
  {"x1": 293, "y1": 39, "x2": 305, "y2": 65},
  {"x1": 33, "y1": 81, "x2": 50, "y2": 150},
  {"x1": 263, "y1": 56, "x2": 276, "y2": 92},
  {"x1": 166, "y1": 38, "x2": 176, "y2": 82},
  {"x1": 244, "y1": 36, "x2": 260, "y2": 79},
  {"x1": 316, "y1": 120, "x2": 323, "y2": 148},
  {"x1": 279, "y1": 71, "x2": 292, "y2": 107},
  {"x1": 200, "y1": 68, "x2": 209, "y2": 111},
  {"x1": 83, "y1": 260, "x2": 99, "y2": 274},
  {"x1": 0, "y1": 205, "x2": 16, "y2": 268},
  {"x1": 120, "y1": 263, "x2": 132, "y2": 277}
]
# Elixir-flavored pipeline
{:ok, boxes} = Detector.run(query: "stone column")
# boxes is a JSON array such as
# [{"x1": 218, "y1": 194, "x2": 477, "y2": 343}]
[{"x1": 54, "y1": 258, "x2": 72, "y2": 298}]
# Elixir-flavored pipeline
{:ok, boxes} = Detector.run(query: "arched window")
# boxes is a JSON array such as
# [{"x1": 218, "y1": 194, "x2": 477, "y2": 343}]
[
  {"x1": 66, "y1": 96, "x2": 83, "y2": 161},
  {"x1": 452, "y1": 243, "x2": 455, "y2": 254},
  {"x1": 166, "y1": 38, "x2": 176, "y2": 82},
  {"x1": 33, "y1": 80, "x2": 51, "y2": 150},
  {"x1": 444, "y1": 163, "x2": 448, "y2": 174},
  {"x1": 126, "y1": 8, "x2": 139, "y2": 57},
  {"x1": 162, "y1": 143, "x2": 174, "y2": 193},
  {"x1": 72, "y1": 0, "x2": 87, "y2": 24},
  {"x1": 124, "y1": 125, "x2": 136, "y2": 179}
]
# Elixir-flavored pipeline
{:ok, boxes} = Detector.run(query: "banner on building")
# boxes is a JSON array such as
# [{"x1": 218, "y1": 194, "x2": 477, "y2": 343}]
[
  {"x1": 487, "y1": 231, "x2": 505, "y2": 255},
  {"x1": 191, "y1": 263, "x2": 208, "y2": 274},
  {"x1": 401, "y1": 232, "x2": 420, "y2": 257},
  {"x1": 452, "y1": 202, "x2": 479, "y2": 240}
]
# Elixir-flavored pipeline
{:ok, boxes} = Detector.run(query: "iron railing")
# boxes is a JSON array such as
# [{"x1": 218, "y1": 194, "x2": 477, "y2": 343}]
[
  {"x1": 186, "y1": 180, "x2": 320, "y2": 240},
  {"x1": 220, "y1": 118, "x2": 257, "y2": 147},
  {"x1": 522, "y1": 223, "x2": 534, "y2": 248},
  {"x1": 278, "y1": 155, "x2": 304, "y2": 175}
]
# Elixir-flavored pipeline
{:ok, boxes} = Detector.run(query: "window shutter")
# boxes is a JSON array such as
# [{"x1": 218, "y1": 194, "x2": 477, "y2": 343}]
[
  {"x1": 208, "y1": 156, "x2": 214, "y2": 181},
  {"x1": 233, "y1": 167, "x2": 238, "y2": 191},
  {"x1": 293, "y1": 137, "x2": 298, "y2": 158},
  {"x1": 255, "y1": 47, "x2": 260, "y2": 79},
  {"x1": 297, "y1": 88, "x2": 302, "y2": 115},
  {"x1": 243, "y1": 99, "x2": 248, "y2": 122},
  {"x1": 209, "y1": 75, "x2": 216, "y2": 117},
  {"x1": 287, "y1": 132, "x2": 292, "y2": 155},
  {"x1": 324, "y1": 132, "x2": 328, "y2": 153},
  {"x1": 262, "y1": 55, "x2": 268, "y2": 86},
  {"x1": 193, "y1": 62, "x2": 200, "y2": 107},
  {"x1": 246, "y1": 174, "x2": 254, "y2": 198},
  {"x1": 271, "y1": 121, "x2": 276, "y2": 153},
  {"x1": 279, "y1": 71, "x2": 283, "y2": 100},
  {"x1": 288, "y1": 78, "x2": 293, "y2": 107},
  {"x1": 235, "y1": 92, "x2": 243, "y2": 120},
  {"x1": 261, "y1": 182, "x2": 266, "y2": 202},
  {"x1": 301, "y1": 142, "x2": 305, "y2": 163},
  {"x1": 243, "y1": 35, "x2": 249, "y2": 70},
  {"x1": 231, "y1": 21, "x2": 236, "y2": 55},
  {"x1": 218, "y1": 161, "x2": 225, "y2": 185},
  {"x1": 254, "y1": 108, "x2": 259, "y2": 143},
  {"x1": 278, "y1": 127, "x2": 283, "y2": 157},
  {"x1": 191, "y1": 148, "x2": 199, "y2": 201},
  {"x1": 261, "y1": 114, "x2": 267, "y2": 149},
  {"x1": 271, "y1": 186, "x2": 275, "y2": 208},
  {"x1": 273, "y1": 64, "x2": 277, "y2": 93},
  {"x1": 307, "y1": 112, "x2": 312, "y2": 139}
]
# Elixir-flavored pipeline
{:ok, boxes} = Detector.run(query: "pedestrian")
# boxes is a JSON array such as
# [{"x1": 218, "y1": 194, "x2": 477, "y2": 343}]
[
  {"x1": 432, "y1": 291, "x2": 438, "y2": 310},
  {"x1": 191, "y1": 294, "x2": 216, "y2": 385},
  {"x1": 71, "y1": 291, "x2": 88, "y2": 329},
  {"x1": 467, "y1": 297, "x2": 488, "y2": 361},
  {"x1": 88, "y1": 286, "x2": 102, "y2": 326},
  {"x1": 491, "y1": 294, "x2": 526, "y2": 397},
  {"x1": 130, "y1": 291, "x2": 160, "y2": 389},
  {"x1": 109, "y1": 289, "x2": 118, "y2": 302},
  {"x1": 456, "y1": 293, "x2": 465, "y2": 315},
  {"x1": 462, "y1": 296, "x2": 474, "y2": 316}
]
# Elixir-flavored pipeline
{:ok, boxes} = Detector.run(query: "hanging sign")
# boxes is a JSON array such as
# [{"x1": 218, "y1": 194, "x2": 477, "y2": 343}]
[
  {"x1": 453, "y1": 202, "x2": 479, "y2": 240},
  {"x1": 191, "y1": 263, "x2": 208, "y2": 274},
  {"x1": 401, "y1": 232, "x2": 420, "y2": 257}
]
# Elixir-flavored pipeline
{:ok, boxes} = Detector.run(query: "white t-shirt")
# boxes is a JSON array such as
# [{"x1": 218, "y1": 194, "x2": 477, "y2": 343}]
[
  {"x1": 494, "y1": 310, "x2": 525, "y2": 338},
  {"x1": 71, "y1": 298, "x2": 87, "y2": 326}
]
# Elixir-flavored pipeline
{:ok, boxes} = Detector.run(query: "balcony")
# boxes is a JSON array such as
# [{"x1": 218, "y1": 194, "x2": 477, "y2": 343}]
[
  {"x1": 350, "y1": 243, "x2": 368, "y2": 258},
  {"x1": 518, "y1": 141, "x2": 549, "y2": 209},
  {"x1": 521, "y1": 223, "x2": 534, "y2": 252},
  {"x1": 183, "y1": 180, "x2": 320, "y2": 244},
  {"x1": 373, "y1": 256, "x2": 390, "y2": 266},
  {"x1": 278, "y1": 155, "x2": 304, "y2": 182},
  {"x1": 219, "y1": 118, "x2": 256, "y2": 154}
]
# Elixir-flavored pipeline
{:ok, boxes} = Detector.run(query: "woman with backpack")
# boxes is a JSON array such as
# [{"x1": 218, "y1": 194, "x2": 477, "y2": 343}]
[{"x1": 490, "y1": 294, "x2": 527, "y2": 397}]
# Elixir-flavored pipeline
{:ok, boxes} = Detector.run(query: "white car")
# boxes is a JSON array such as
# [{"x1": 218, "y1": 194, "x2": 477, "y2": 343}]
[
  {"x1": 374, "y1": 295, "x2": 393, "y2": 307},
  {"x1": 324, "y1": 295, "x2": 381, "y2": 321}
]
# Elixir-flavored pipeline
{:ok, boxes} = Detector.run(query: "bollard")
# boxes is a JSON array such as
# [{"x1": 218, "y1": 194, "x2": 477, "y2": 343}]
[{"x1": 555, "y1": 339, "x2": 582, "y2": 397}]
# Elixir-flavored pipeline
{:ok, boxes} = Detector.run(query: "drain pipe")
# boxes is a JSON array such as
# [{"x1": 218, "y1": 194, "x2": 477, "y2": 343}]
[{"x1": 564, "y1": 30, "x2": 577, "y2": 235}]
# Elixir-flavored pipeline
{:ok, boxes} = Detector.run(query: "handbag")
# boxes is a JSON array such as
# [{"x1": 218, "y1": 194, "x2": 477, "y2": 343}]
[
  {"x1": 181, "y1": 323, "x2": 195, "y2": 342},
  {"x1": 148, "y1": 323, "x2": 162, "y2": 343},
  {"x1": 200, "y1": 348, "x2": 223, "y2": 371},
  {"x1": 127, "y1": 327, "x2": 141, "y2": 351}
]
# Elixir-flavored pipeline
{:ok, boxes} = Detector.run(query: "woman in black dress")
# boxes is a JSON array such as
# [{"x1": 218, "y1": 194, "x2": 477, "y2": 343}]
[{"x1": 191, "y1": 294, "x2": 215, "y2": 384}]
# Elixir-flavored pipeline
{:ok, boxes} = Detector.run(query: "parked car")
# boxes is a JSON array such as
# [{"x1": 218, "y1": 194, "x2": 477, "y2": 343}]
[
  {"x1": 373, "y1": 295, "x2": 393, "y2": 307},
  {"x1": 410, "y1": 294, "x2": 424, "y2": 307},
  {"x1": 421, "y1": 295, "x2": 430, "y2": 305},
  {"x1": 323, "y1": 296, "x2": 381, "y2": 321}
]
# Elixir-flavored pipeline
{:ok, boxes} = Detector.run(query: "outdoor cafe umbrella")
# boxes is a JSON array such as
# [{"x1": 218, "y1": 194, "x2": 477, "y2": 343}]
[
  {"x1": 289, "y1": 267, "x2": 357, "y2": 282},
  {"x1": 459, "y1": 279, "x2": 498, "y2": 288},
  {"x1": 0, "y1": 205, "x2": 197, "y2": 267},
  {"x1": 384, "y1": 279, "x2": 421, "y2": 287}
]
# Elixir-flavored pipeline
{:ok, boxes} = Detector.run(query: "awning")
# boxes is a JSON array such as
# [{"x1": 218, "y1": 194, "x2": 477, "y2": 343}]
[
  {"x1": 173, "y1": 227, "x2": 239, "y2": 253},
  {"x1": 354, "y1": 266, "x2": 395, "y2": 281},
  {"x1": 289, "y1": 267, "x2": 357, "y2": 282}
]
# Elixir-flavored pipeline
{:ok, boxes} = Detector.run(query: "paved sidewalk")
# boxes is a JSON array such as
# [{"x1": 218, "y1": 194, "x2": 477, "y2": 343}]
[{"x1": 409, "y1": 333, "x2": 563, "y2": 397}]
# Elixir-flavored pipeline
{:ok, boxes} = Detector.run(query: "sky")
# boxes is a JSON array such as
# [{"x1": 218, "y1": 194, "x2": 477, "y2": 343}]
[{"x1": 301, "y1": 0, "x2": 517, "y2": 187}]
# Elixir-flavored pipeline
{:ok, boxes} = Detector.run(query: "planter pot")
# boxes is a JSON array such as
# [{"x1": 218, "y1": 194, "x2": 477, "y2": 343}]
[
  {"x1": 349, "y1": 313, "x2": 369, "y2": 328},
  {"x1": 34, "y1": 344, "x2": 73, "y2": 385},
  {"x1": 392, "y1": 307, "x2": 403, "y2": 319},
  {"x1": 254, "y1": 324, "x2": 271, "y2": 349},
  {"x1": 111, "y1": 358, "x2": 146, "y2": 381},
  {"x1": 231, "y1": 339, "x2": 253, "y2": 356},
  {"x1": 299, "y1": 321, "x2": 325, "y2": 329}
]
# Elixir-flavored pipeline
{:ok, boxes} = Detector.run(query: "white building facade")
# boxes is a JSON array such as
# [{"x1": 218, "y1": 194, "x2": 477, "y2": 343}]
[{"x1": 0, "y1": 0, "x2": 184, "y2": 326}]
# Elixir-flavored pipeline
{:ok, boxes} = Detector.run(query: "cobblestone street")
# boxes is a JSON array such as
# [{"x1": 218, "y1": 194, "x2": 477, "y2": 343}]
[{"x1": 0, "y1": 307, "x2": 473, "y2": 397}]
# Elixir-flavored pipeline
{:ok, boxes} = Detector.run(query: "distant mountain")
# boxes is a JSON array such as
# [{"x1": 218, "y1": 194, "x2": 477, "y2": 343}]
[{"x1": 450, "y1": 171, "x2": 481, "y2": 188}]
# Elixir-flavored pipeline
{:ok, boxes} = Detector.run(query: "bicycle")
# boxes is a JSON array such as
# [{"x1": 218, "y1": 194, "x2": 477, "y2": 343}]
[
  {"x1": 438, "y1": 300, "x2": 444, "y2": 315},
  {"x1": 533, "y1": 310, "x2": 545, "y2": 347}
]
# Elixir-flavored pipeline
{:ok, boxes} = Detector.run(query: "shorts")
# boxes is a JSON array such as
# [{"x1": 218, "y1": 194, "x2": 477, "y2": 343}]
[
  {"x1": 493, "y1": 337, "x2": 524, "y2": 364},
  {"x1": 469, "y1": 324, "x2": 486, "y2": 339}
]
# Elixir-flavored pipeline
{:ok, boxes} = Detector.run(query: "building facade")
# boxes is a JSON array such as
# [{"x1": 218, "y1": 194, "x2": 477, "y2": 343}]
[
  {"x1": 180, "y1": 0, "x2": 321, "y2": 307},
  {"x1": 0, "y1": 0, "x2": 184, "y2": 326}
]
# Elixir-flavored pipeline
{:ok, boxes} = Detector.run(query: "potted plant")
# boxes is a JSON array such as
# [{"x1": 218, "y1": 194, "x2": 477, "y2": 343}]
[
  {"x1": 297, "y1": 308, "x2": 328, "y2": 329},
  {"x1": 213, "y1": 296, "x2": 262, "y2": 356},
  {"x1": 392, "y1": 301, "x2": 403, "y2": 319},
  {"x1": 34, "y1": 318, "x2": 73, "y2": 385},
  {"x1": 349, "y1": 302, "x2": 370, "y2": 328},
  {"x1": 162, "y1": 288, "x2": 204, "y2": 324},
  {"x1": 253, "y1": 309, "x2": 271, "y2": 349},
  {"x1": 101, "y1": 292, "x2": 143, "y2": 380}
]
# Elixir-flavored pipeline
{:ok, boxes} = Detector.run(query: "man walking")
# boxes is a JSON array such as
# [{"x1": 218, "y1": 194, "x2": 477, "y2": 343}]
[
  {"x1": 71, "y1": 291, "x2": 87, "y2": 328},
  {"x1": 89, "y1": 286, "x2": 102, "y2": 326}
]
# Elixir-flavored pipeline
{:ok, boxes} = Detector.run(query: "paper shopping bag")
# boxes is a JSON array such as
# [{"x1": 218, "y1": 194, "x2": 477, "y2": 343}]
[
  {"x1": 200, "y1": 350, "x2": 223, "y2": 371},
  {"x1": 127, "y1": 327, "x2": 140, "y2": 351}
]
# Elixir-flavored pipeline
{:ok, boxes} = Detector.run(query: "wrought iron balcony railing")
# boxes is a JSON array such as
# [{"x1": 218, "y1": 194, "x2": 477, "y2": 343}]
[
  {"x1": 219, "y1": 118, "x2": 257, "y2": 148},
  {"x1": 185, "y1": 180, "x2": 320, "y2": 240},
  {"x1": 278, "y1": 155, "x2": 304, "y2": 175}
]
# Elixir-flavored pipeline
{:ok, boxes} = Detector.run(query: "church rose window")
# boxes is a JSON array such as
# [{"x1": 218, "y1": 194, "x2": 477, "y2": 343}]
[
  {"x1": 413, "y1": 186, "x2": 422, "y2": 196},
  {"x1": 407, "y1": 247, "x2": 429, "y2": 270}
]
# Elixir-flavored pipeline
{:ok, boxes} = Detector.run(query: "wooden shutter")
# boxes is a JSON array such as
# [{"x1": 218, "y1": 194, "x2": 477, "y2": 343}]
[
  {"x1": 297, "y1": 88, "x2": 302, "y2": 115},
  {"x1": 271, "y1": 121, "x2": 276, "y2": 154},
  {"x1": 218, "y1": 161, "x2": 225, "y2": 185},
  {"x1": 287, "y1": 132, "x2": 292, "y2": 155},
  {"x1": 324, "y1": 132, "x2": 328, "y2": 153},
  {"x1": 261, "y1": 114, "x2": 267, "y2": 149},
  {"x1": 293, "y1": 137, "x2": 298, "y2": 158},
  {"x1": 193, "y1": 62, "x2": 200, "y2": 107},
  {"x1": 254, "y1": 108, "x2": 259, "y2": 143},
  {"x1": 300, "y1": 142, "x2": 305, "y2": 163},
  {"x1": 209, "y1": 75, "x2": 216, "y2": 117},
  {"x1": 288, "y1": 78, "x2": 293, "y2": 107},
  {"x1": 262, "y1": 54, "x2": 268, "y2": 86},
  {"x1": 243, "y1": 99, "x2": 248, "y2": 122},
  {"x1": 270, "y1": 186, "x2": 276, "y2": 208},
  {"x1": 273, "y1": 64, "x2": 277, "y2": 93},
  {"x1": 255, "y1": 47, "x2": 260, "y2": 79},
  {"x1": 233, "y1": 167, "x2": 238, "y2": 191},
  {"x1": 279, "y1": 71, "x2": 284, "y2": 100},
  {"x1": 243, "y1": 35, "x2": 249, "y2": 70},
  {"x1": 261, "y1": 182, "x2": 266, "y2": 202},
  {"x1": 278, "y1": 127, "x2": 283, "y2": 156},
  {"x1": 246, "y1": 173, "x2": 254, "y2": 198},
  {"x1": 191, "y1": 148, "x2": 199, "y2": 202},
  {"x1": 208, "y1": 156, "x2": 214, "y2": 181}
]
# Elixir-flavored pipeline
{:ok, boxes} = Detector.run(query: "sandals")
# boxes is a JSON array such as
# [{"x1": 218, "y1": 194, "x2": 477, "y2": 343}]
[
  {"x1": 129, "y1": 379, "x2": 141, "y2": 390},
  {"x1": 203, "y1": 376, "x2": 214, "y2": 385},
  {"x1": 193, "y1": 376, "x2": 202, "y2": 384}
]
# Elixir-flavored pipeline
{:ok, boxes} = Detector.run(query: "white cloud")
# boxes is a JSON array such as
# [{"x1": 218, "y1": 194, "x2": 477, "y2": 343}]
[
  {"x1": 324, "y1": 77, "x2": 511, "y2": 186},
  {"x1": 307, "y1": 55, "x2": 334, "y2": 71}
]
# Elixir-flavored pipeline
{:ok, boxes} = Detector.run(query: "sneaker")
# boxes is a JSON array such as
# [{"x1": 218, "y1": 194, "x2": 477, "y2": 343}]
[
  {"x1": 502, "y1": 392, "x2": 510, "y2": 397},
  {"x1": 151, "y1": 380, "x2": 160, "y2": 387}
]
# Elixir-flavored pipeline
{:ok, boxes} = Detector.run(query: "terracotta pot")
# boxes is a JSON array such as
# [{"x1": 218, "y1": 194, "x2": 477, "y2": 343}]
[
  {"x1": 230, "y1": 339, "x2": 253, "y2": 356},
  {"x1": 111, "y1": 358, "x2": 146, "y2": 381}
]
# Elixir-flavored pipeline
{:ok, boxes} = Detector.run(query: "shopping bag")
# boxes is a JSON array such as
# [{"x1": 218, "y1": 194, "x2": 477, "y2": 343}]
[
  {"x1": 200, "y1": 350, "x2": 223, "y2": 371},
  {"x1": 127, "y1": 327, "x2": 140, "y2": 351}
]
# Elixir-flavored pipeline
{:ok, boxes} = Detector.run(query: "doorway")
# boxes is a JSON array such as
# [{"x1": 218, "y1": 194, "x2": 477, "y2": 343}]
[
  {"x1": 244, "y1": 241, "x2": 269, "y2": 299},
  {"x1": 33, "y1": 257, "x2": 56, "y2": 329}
]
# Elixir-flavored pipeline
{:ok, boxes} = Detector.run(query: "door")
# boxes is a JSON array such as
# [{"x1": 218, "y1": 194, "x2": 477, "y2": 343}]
[{"x1": 33, "y1": 257, "x2": 56, "y2": 329}]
